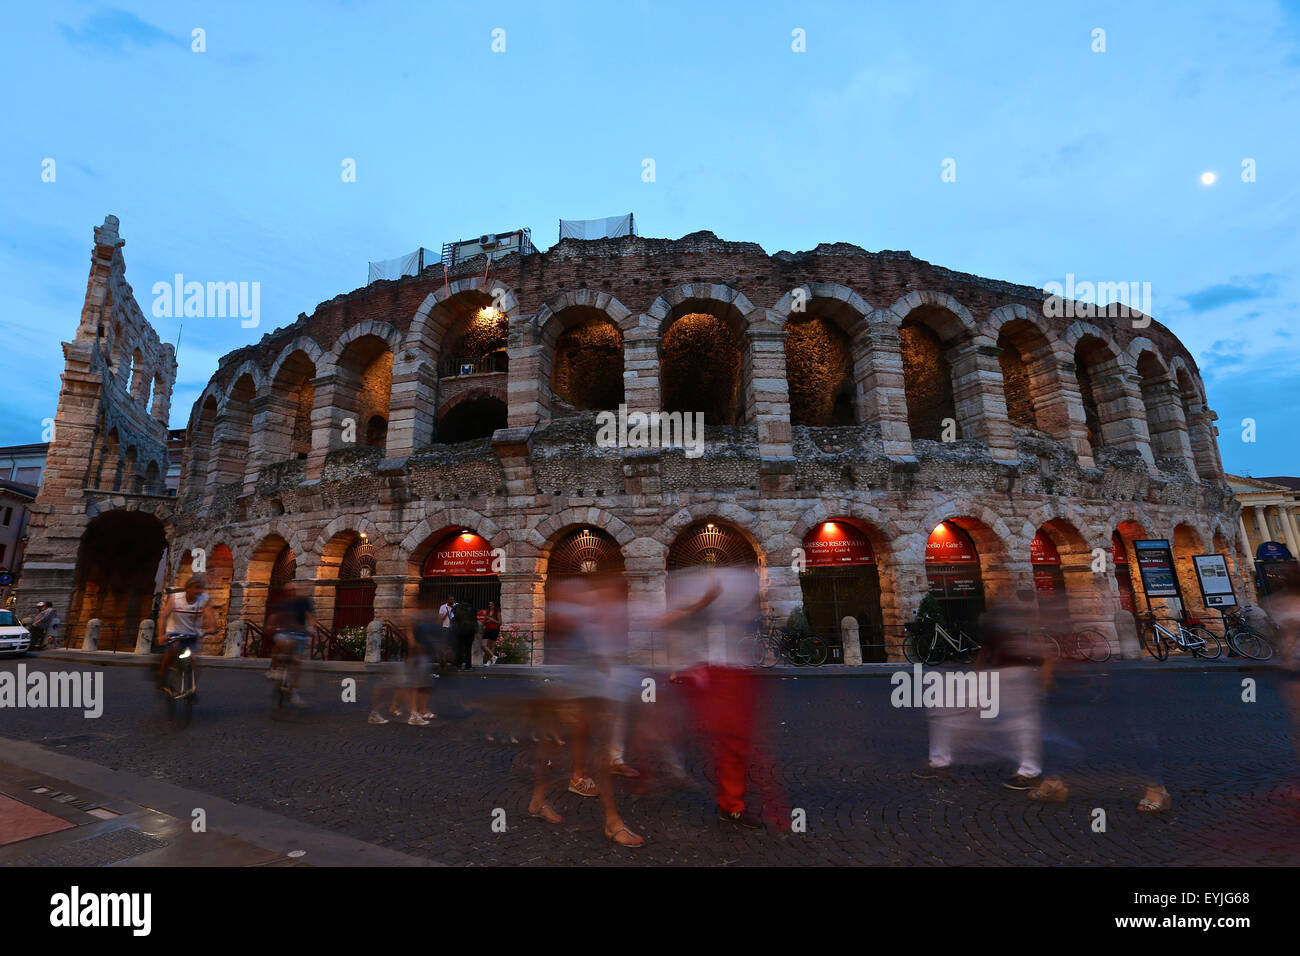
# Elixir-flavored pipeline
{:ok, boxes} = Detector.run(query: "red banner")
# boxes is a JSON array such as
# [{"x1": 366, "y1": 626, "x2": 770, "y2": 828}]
[
  {"x1": 421, "y1": 532, "x2": 496, "y2": 577},
  {"x1": 1030, "y1": 529, "x2": 1060, "y2": 566},
  {"x1": 926, "y1": 522, "x2": 978, "y2": 564},
  {"x1": 804, "y1": 521, "x2": 875, "y2": 567},
  {"x1": 1111, "y1": 532, "x2": 1128, "y2": 565}
]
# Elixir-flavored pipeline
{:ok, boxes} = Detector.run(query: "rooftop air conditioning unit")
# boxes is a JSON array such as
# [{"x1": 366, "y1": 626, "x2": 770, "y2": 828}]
[{"x1": 480, "y1": 234, "x2": 498, "y2": 248}]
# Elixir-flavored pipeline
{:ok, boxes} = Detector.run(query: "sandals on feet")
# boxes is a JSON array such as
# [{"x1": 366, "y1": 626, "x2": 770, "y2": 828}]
[
  {"x1": 605, "y1": 823, "x2": 644, "y2": 847},
  {"x1": 568, "y1": 776, "x2": 599, "y2": 797},
  {"x1": 529, "y1": 802, "x2": 563, "y2": 824},
  {"x1": 1027, "y1": 777, "x2": 1069, "y2": 802}
]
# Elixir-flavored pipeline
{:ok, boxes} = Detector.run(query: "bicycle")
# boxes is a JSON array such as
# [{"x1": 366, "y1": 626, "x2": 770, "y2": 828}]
[
  {"x1": 903, "y1": 620, "x2": 981, "y2": 665},
  {"x1": 160, "y1": 635, "x2": 201, "y2": 726},
  {"x1": 1219, "y1": 607, "x2": 1273, "y2": 661},
  {"x1": 267, "y1": 629, "x2": 308, "y2": 714},
  {"x1": 1139, "y1": 614, "x2": 1222, "y2": 661},
  {"x1": 1040, "y1": 625, "x2": 1112, "y2": 663},
  {"x1": 741, "y1": 618, "x2": 828, "y2": 667}
]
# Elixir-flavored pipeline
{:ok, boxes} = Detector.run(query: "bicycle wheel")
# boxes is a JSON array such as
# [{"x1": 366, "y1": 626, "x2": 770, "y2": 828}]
[
  {"x1": 1189, "y1": 627, "x2": 1222, "y2": 661},
  {"x1": 903, "y1": 630, "x2": 930, "y2": 664},
  {"x1": 1229, "y1": 628, "x2": 1273, "y2": 662},
  {"x1": 739, "y1": 635, "x2": 767, "y2": 667},
  {"x1": 1141, "y1": 625, "x2": 1168, "y2": 661},
  {"x1": 1074, "y1": 627, "x2": 1111, "y2": 663},
  {"x1": 801, "y1": 636, "x2": 828, "y2": 667}
]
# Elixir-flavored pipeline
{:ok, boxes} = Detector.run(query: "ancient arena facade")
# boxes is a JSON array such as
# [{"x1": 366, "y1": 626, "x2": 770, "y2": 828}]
[{"x1": 24, "y1": 218, "x2": 1248, "y2": 663}]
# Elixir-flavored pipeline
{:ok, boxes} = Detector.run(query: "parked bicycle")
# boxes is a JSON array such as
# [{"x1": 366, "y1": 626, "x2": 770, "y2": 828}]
[
  {"x1": 1039, "y1": 625, "x2": 1112, "y2": 663},
  {"x1": 903, "y1": 619, "x2": 981, "y2": 664},
  {"x1": 1140, "y1": 613, "x2": 1222, "y2": 661},
  {"x1": 1219, "y1": 606, "x2": 1274, "y2": 661},
  {"x1": 740, "y1": 617, "x2": 828, "y2": 667}
]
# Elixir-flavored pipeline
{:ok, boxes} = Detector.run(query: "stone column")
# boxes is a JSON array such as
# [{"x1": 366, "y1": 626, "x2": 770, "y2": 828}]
[
  {"x1": 245, "y1": 392, "x2": 297, "y2": 492},
  {"x1": 949, "y1": 339, "x2": 1018, "y2": 464},
  {"x1": 1253, "y1": 505, "x2": 1270, "y2": 543},
  {"x1": 304, "y1": 371, "x2": 359, "y2": 482},
  {"x1": 743, "y1": 315, "x2": 793, "y2": 460},
  {"x1": 498, "y1": 571, "x2": 544, "y2": 662},
  {"x1": 624, "y1": 568, "x2": 666, "y2": 667},
  {"x1": 1043, "y1": 356, "x2": 1096, "y2": 465},
  {"x1": 1142, "y1": 379, "x2": 1196, "y2": 473},
  {"x1": 370, "y1": 574, "x2": 409, "y2": 629},
  {"x1": 623, "y1": 317, "x2": 661, "y2": 416},
  {"x1": 857, "y1": 317, "x2": 914, "y2": 460},
  {"x1": 205, "y1": 399, "x2": 253, "y2": 504},
  {"x1": 84, "y1": 618, "x2": 101, "y2": 651},
  {"x1": 1280, "y1": 506, "x2": 1300, "y2": 559},
  {"x1": 506, "y1": 315, "x2": 544, "y2": 428},
  {"x1": 135, "y1": 619, "x2": 155, "y2": 654},
  {"x1": 1093, "y1": 366, "x2": 1156, "y2": 466},
  {"x1": 387, "y1": 357, "x2": 437, "y2": 454}
]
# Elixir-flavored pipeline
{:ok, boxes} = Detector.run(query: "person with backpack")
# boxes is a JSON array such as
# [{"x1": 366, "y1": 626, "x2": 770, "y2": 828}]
[{"x1": 452, "y1": 597, "x2": 478, "y2": 670}]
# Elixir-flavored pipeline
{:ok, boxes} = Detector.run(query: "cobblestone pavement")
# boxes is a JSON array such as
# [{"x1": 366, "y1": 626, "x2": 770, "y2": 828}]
[{"x1": 2, "y1": 659, "x2": 1297, "y2": 865}]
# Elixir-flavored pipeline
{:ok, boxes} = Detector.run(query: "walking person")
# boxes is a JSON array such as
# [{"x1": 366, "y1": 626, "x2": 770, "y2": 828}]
[
  {"x1": 479, "y1": 601, "x2": 501, "y2": 665},
  {"x1": 452, "y1": 597, "x2": 477, "y2": 670}
]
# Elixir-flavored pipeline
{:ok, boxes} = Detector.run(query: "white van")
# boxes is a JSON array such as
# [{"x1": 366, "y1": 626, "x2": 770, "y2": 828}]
[{"x1": 0, "y1": 609, "x2": 32, "y2": 656}]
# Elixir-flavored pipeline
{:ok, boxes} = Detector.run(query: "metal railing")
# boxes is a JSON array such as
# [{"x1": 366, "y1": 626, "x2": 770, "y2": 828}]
[{"x1": 438, "y1": 354, "x2": 507, "y2": 378}]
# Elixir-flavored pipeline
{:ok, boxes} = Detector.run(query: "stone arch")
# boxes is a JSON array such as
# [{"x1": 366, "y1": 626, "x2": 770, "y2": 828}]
[
  {"x1": 527, "y1": 507, "x2": 638, "y2": 556},
  {"x1": 308, "y1": 513, "x2": 393, "y2": 572},
  {"x1": 269, "y1": 336, "x2": 326, "y2": 383},
  {"x1": 652, "y1": 284, "x2": 755, "y2": 426},
  {"x1": 1133, "y1": 345, "x2": 1191, "y2": 465},
  {"x1": 887, "y1": 290, "x2": 978, "y2": 339},
  {"x1": 776, "y1": 285, "x2": 871, "y2": 427},
  {"x1": 655, "y1": 500, "x2": 764, "y2": 557},
  {"x1": 400, "y1": 509, "x2": 507, "y2": 573},
  {"x1": 1069, "y1": 325, "x2": 1132, "y2": 456},
  {"x1": 538, "y1": 291, "x2": 631, "y2": 417},
  {"x1": 216, "y1": 360, "x2": 268, "y2": 414},
  {"x1": 405, "y1": 278, "x2": 522, "y2": 354},
  {"x1": 989, "y1": 306, "x2": 1073, "y2": 441},
  {"x1": 917, "y1": 499, "x2": 1014, "y2": 565}
]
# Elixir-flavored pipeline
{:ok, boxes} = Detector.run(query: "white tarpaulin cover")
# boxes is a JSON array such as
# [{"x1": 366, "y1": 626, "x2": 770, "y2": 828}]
[
  {"x1": 559, "y1": 214, "x2": 635, "y2": 241},
  {"x1": 368, "y1": 248, "x2": 436, "y2": 284}
]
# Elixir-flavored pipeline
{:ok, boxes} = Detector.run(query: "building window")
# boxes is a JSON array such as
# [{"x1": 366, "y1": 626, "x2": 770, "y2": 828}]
[
  {"x1": 0, "y1": 543, "x2": 6, "y2": 563},
  {"x1": 2, "y1": 507, "x2": 11, "y2": 526}
]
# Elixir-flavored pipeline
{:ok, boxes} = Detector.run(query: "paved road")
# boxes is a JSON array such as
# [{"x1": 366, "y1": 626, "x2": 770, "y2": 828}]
[{"x1": 1, "y1": 659, "x2": 1297, "y2": 865}]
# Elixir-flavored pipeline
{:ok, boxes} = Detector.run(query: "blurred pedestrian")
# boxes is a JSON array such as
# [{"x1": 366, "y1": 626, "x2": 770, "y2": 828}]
[{"x1": 479, "y1": 601, "x2": 501, "y2": 665}]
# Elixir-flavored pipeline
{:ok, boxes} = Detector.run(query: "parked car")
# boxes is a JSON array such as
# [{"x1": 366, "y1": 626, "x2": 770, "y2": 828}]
[{"x1": 0, "y1": 609, "x2": 32, "y2": 656}]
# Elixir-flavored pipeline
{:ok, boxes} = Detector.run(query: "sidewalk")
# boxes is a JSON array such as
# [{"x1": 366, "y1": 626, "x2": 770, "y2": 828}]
[
  {"x1": 0, "y1": 738, "x2": 436, "y2": 867},
  {"x1": 28, "y1": 647, "x2": 1278, "y2": 677}
]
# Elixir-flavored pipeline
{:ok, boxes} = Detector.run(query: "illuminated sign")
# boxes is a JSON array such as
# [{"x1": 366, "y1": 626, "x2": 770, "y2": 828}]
[
  {"x1": 804, "y1": 521, "x2": 875, "y2": 567},
  {"x1": 421, "y1": 532, "x2": 496, "y2": 576},
  {"x1": 1134, "y1": 539, "x2": 1179, "y2": 599},
  {"x1": 926, "y1": 522, "x2": 978, "y2": 564}
]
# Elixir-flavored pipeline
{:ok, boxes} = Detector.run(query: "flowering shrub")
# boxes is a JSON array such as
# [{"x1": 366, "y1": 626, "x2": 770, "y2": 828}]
[{"x1": 495, "y1": 625, "x2": 531, "y2": 664}]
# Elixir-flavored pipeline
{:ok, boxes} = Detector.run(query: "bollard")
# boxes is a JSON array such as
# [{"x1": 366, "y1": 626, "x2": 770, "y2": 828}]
[
  {"x1": 225, "y1": 621, "x2": 244, "y2": 658},
  {"x1": 84, "y1": 618, "x2": 101, "y2": 652},
  {"x1": 841, "y1": 617, "x2": 862, "y2": 665},
  {"x1": 135, "y1": 619, "x2": 155, "y2": 654},
  {"x1": 365, "y1": 619, "x2": 383, "y2": 663}
]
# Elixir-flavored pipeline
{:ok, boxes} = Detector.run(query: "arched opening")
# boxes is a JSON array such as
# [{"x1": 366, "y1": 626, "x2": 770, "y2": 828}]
[
  {"x1": 417, "y1": 529, "x2": 500, "y2": 624},
  {"x1": 441, "y1": 304, "x2": 508, "y2": 377},
  {"x1": 337, "y1": 335, "x2": 393, "y2": 453},
  {"x1": 785, "y1": 315, "x2": 855, "y2": 426},
  {"x1": 97, "y1": 427, "x2": 121, "y2": 491},
  {"x1": 270, "y1": 351, "x2": 317, "y2": 461},
  {"x1": 544, "y1": 527, "x2": 627, "y2": 662},
  {"x1": 437, "y1": 395, "x2": 506, "y2": 444},
  {"x1": 318, "y1": 532, "x2": 377, "y2": 632},
  {"x1": 551, "y1": 312, "x2": 624, "y2": 413},
  {"x1": 899, "y1": 317, "x2": 958, "y2": 441},
  {"x1": 666, "y1": 520, "x2": 762, "y2": 660},
  {"x1": 661, "y1": 311, "x2": 743, "y2": 426},
  {"x1": 798, "y1": 520, "x2": 884, "y2": 662},
  {"x1": 69, "y1": 510, "x2": 167, "y2": 651},
  {"x1": 1175, "y1": 368, "x2": 1217, "y2": 481},
  {"x1": 997, "y1": 319, "x2": 1067, "y2": 438},
  {"x1": 924, "y1": 520, "x2": 986, "y2": 628},
  {"x1": 1073, "y1": 337, "x2": 1113, "y2": 452},
  {"x1": 246, "y1": 535, "x2": 296, "y2": 628},
  {"x1": 1136, "y1": 351, "x2": 1183, "y2": 462},
  {"x1": 143, "y1": 460, "x2": 161, "y2": 495}
]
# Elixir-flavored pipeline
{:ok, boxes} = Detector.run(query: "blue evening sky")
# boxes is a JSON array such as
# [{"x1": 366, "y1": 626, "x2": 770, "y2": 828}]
[{"x1": 2, "y1": 1, "x2": 1298, "y2": 476}]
